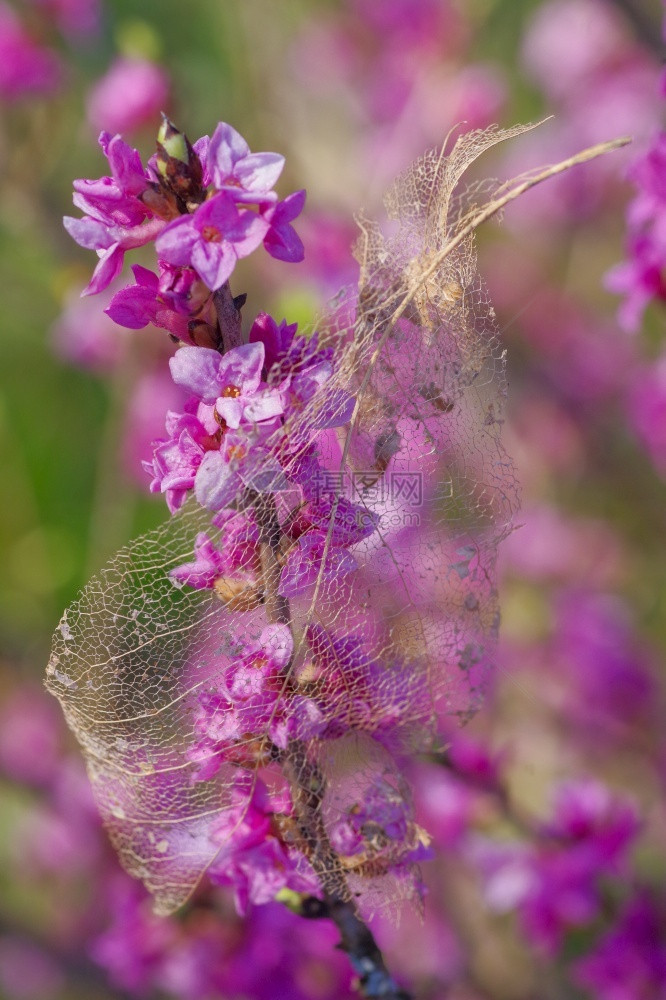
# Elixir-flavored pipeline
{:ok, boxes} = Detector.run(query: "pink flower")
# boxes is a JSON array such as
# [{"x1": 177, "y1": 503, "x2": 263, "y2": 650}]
[
  {"x1": 142, "y1": 405, "x2": 211, "y2": 513},
  {"x1": 51, "y1": 287, "x2": 127, "y2": 372},
  {"x1": 170, "y1": 342, "x2": 284, "y2": 429},
  {"x1": 470, "y1": 780, "x2": 640, "y2": 954},
  {"x1": 106, "y1": 264, "x2": 196, "y2": 340},
  {"x1": 87, "y1": 57, "x2": 170, "y2": 135},
  {"x1": 285, "y1": 494, "x2": 378, "y2": 547},
  {"x1": 156, "y1": 193, "x2": 268, "y2": 291},
  {"x1": 574, "y1": 892, "x2": 666, "y2": 1000},
  {"x1": 188, "y1": 626, "x2": 294, "y2": 776},
  {"x1": 208, "y1": 773, "x2": 317, "y2": 914},
  {"x1": 64, "y1": 213, "x2": 165, "y2": 295},
  {"x1": 329, "y1": 774, "x2": 430, "y2": 867},
  {"x1": 522, "y1": 0, "x2": 629, "y2": 102},
  {"x1": 606, "y1": 234, "x2": 666, "y2": 333},
  {"x1": 207, "y1": 122, "x2": 286, "y2": 203},
  {"x1": 193, "y1": 430, "x2": 287, "y2": 511},
  {"x1": 122, "y1": 367, "x2": 189, "y2": 486}
]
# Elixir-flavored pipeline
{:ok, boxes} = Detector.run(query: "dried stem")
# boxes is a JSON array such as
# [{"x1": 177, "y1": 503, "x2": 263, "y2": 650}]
[{"x1": 308, "y1": 135, "x2": 632, "y2": 626}]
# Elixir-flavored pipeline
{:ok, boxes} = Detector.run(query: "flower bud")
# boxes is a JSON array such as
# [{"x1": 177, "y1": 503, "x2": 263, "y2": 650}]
[
  {"x1": 213, "y1": 576, "x2": 263, "y2": 612},
  {"x1": 155, "y1": 115, "x2": 203, "y2": 202}
]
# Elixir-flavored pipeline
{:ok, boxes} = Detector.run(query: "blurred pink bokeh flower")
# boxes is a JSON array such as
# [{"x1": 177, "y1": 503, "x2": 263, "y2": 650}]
[
  {"x1": 87, "y1": 56, "x2": 170, "y2": 135},
  {"x1": 626, "y1": 350, "x2": 666, "y2": 475},
  {"x1": 27, "y1": 0, "x2": 101, "y2": 39},
  {"x1": 0, "y1": 1, "x2": 62, "y2": 101}
]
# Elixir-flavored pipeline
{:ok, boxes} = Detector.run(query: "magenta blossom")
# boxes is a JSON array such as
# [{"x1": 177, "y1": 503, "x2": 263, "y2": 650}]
[
  {"x1": 156, "y1": 193, "x2": 268, "y2": 291},
  {"x1": 51, "y1": 287, "x2": 127, "y2": 372},
  {"x1": 606, "y1": 232, "x2": 666, "y2": 333},
  {"x1": 106, "y1": 264, "x2": 189, "y2": 339},
  {"x1": 188, "y1": 625, "x2": 294, "y2": 776},
  {"x1": 329, "y1": 774, "x2": 432, "y2": 869},
  {"x1": 194, "y1": 429, "x2": 287, "y2": 511},
  {"x1": 470, "y1": 779, "x2": 640, "y2": 954},
  {"x1": 208, "y1": 772, "x2": 318, "y2": 914},
  {"x1": 74, "y1": 132, "x2": 150, "y2": 220},
  {"x1": 170, "y1": 511, "x2": 260, "y2": 591},
  {"x1": 283, "y1": 361, "x2": 356, "y2": 430},
  {"x1": 574, "y1": 892, "x2": 666, "y2": 1000},
  {"x1": 607, "y1": 128, "x2": 666, "y2": 331},
  {"x1": 170, "y1": 343, "x2": 284, "y2": 428},
  {"x1": 261, "y1": 189, "x2": 307, "y2": 263},
  {"x1": 105, "y1": 262, "x2": 216, "y2": 341},
  {"x1": 285, "y1": 494, "x2": 378, "y2": 547},
  {"x1": 142, "y1": 405, "x2": 212, "y2": 513},
  {"x1": 170, "y1": 532, "x2": 240, "y2": 591},
  {"x1": 249, "y1": 312, "x2": 335, "y2": 384},
  {"x1": 65, "y1": 137, "x2": 164, "y2": 297},
  {"x1": 249, "y1": 313, "x2": 300, "y2": 373},
  {"x1": 207, "y1": 122, "x2": 286, "y2": 204}
]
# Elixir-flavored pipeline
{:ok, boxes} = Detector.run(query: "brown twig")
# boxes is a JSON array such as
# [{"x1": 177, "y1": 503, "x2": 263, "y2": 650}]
[{"x1": 213, "y1": 282, "x2": 246, "y2": 353}]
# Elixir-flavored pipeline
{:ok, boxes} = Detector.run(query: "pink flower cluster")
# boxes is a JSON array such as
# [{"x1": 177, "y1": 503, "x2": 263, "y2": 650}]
[
  {"x1": 144, "y1": 313, "x2": 354, "y2": 516},
  {"x1": 471, "y1": 780, "x2": 640, "y2": 954},
  {"x1": 64, "y1": 121, "x2": 305, "y2": 302},
  {"x1": 62, "y1": 116, "x2": 436, "y2": 927},
  {"x1": 86, "y1": 57, "x2": 169, "y2": 135},
  {"x1": 0, "y1": 681, "x2": 354, "y2": 1000}
]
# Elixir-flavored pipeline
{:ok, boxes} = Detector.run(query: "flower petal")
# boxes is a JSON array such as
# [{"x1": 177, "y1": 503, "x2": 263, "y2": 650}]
[
  {"x1": 64, "y1": 215, "x2": 113, "y2": 251},
  {"x1": 264, "y1": 222, "x2": 305, "y2": 263},
  {"x1": 155, "y1": 215, "x2": 199, "y2": 267},
  {"x1": 191, "y1": 239, "x2": 236, "y2": 291},
  {"x1": 194, "y1": 450, "x2": 239, "y2": 511},
  {"x1": 105, "y1": 282, "x2": 159, "y2": 329},
  {"x1": 83, "y1": 243, "x2": 124, "y2": 295},
  {"x1": 208, "y1": 122, "x2": 251, "y2": 185},
  {"x1": 170, "y1": 346, "x2": 224, "y2": 401},
  {"x1": 234, "y1": 152, "x2": 285, "y2": 194}
]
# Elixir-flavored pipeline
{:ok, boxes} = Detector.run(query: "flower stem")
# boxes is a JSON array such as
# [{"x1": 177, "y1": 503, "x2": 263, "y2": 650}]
[
  {"x1": 213, "y1": 281, "x2": 246, "y2": 353},
  {"x1": 252, "y1": 490, "x2": 411, "y2": 1000},
  {"x1": 217, "y1": 281, "x2": 411, "y2": 998}
]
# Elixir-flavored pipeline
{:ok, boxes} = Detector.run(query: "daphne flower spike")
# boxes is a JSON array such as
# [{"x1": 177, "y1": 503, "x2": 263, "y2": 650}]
[
  {"x1": 51, "y1": 116, "x2": 629, "y2": 1000},
  {"x1": 65, "y1": 116, "x2": 306, "y2": 303}
]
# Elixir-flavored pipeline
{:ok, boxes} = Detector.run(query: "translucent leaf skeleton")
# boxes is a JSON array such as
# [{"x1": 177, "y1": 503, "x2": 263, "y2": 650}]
[{"x1": 46, "y1": 119, "x2": 628, "y2": 1000}]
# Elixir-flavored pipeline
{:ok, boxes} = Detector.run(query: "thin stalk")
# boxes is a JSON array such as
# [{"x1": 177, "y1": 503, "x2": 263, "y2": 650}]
[
  {"x1": 215, "y1": 287, "x2": 410, "y2": 999},
  {"x1": 213, "y1": 282, "x2": 246, "y2": 353}
]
